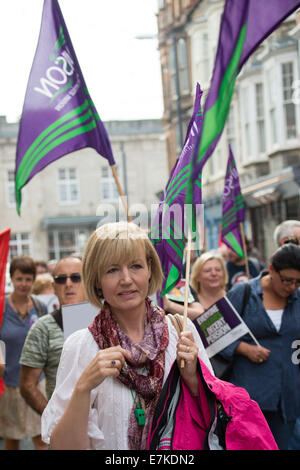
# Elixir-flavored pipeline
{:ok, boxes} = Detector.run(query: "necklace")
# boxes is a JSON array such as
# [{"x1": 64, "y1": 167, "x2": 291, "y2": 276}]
[
  {"x1": 9, "y1": 294, "x2": 30, "y2": 319},
  {"x1": 130, "y1": 389, "x2": 146, "y2": 426}
]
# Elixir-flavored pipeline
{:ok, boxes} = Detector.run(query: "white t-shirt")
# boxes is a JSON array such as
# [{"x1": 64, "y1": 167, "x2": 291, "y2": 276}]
[
  {"x1": 41, "y1": 316, "x2": 213, "y2": 450},
  {"x1": 265, "y1": 309, "x2": 284, "y2": 332}
]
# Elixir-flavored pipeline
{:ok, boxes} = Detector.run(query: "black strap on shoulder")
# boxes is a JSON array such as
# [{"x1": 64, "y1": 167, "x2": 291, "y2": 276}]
[
  {"x1": 241, "y1": 283, "x2": 251, "y2": 315},
  {"x1": 51, "y1": 308, "x2": 63, "y2": 331}
]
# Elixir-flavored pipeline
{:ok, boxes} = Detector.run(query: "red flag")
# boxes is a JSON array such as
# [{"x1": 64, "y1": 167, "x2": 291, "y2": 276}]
[
  {"x1": 0, "y1": 228, "x2": 11, "y2": 396},
  {"x1": 0, "y1": 228, "x2": 10, "y2": 326}
]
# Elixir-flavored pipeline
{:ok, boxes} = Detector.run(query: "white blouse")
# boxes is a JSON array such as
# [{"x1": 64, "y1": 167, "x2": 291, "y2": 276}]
[{"x1": 41, "y1": 316, "x2": 213, "y2": 450}]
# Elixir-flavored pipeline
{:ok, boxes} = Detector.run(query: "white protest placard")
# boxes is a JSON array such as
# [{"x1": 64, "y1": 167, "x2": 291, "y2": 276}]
[{"x1": 62, "y1": 301, "x2": 99, "y2": 340}]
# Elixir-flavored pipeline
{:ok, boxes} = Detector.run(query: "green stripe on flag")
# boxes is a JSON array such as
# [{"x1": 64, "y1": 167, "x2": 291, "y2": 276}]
[
  {"x1": 16, "y1": 118, "x2": 97, "y2": 214},
  {"x1": 16, "y1": 99, "x2": 90, "y2": 183},
  {"x1": 195, "y1": 178, "x2": 202, "y2": 190},
  {"x1": 197, "y1": 25, "x2": 247, "y2": 163},
  {"x1": 164, "y1": 176, "x2": 188, "y2": 209},
  {"x1": 17, "y1": 108, "x2": 94, "y2": 188},
  {"x1": 18, "y1": 118, "x2": 97, "y2": 189},
  {"x1": 50, "y1": 77, "x2": 73, "y2": 103},
  {"x1": 162, "y1": 264, "x2": 181, "y2": 296},
  {"x1": 222, "y1": 203, "x2": 245, "y2": 226},
  {"x1": 164, "y1": 168, "x2": 189, "y2": 207},
  {"x1": 224, "y1": 232, "x2": 244, "y2": 258},
  {"x1": 166, "y1": 165, "x2": 189, "y2": 193},
  {"x1": 163, "y1": 227, "x2": 184, "y2": 259}
]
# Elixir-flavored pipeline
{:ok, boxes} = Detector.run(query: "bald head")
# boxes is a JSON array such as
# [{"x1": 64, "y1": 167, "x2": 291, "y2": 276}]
[{"x1": 53, "y1": 257, "x2": 86, "y2": 306}]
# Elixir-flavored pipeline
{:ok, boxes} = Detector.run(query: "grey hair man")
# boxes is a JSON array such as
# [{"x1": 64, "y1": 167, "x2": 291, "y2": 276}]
[{"x1": 273, "y1": 220, "x2": 300, "y2": 247}]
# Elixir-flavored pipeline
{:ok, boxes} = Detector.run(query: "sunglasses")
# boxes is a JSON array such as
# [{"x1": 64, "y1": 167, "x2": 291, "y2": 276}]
[
  {"x1": 54, "y1": 273, "x2": 82, "y2": 285},
  {"x1": 278, "y1": 273, "x2": 300, "y2": 288},
  {"x1": 283, "y1": 237, "x2": 300, "y2": 246}
]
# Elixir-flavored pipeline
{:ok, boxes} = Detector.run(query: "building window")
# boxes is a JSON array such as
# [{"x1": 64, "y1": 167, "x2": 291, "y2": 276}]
[
  {"x1": 6, "y1": 170, "x2": 16, "y2": 206},
  {"x1": 208, "y1": 152, "x2": 214, "y2": 177},
  {"x1": 48, "y1": 228, "x2": 90, "y2": 260},
  {"x1": 226, "y1": 105, "x2": 236, "y2": 157},
  {"x1": 193, "y1": 33, "x2": 201, "y2": 83},
  {"x1": 267, "y1": 68, "x2": 278, "y2": 145},
  {"x1": 281, "y1": 62, "x2": 296, "y2": 139},
  {"x1": 193, "y1": 32, "x2": 210, "y2": 85},
  {"x1": 162, "y1": 62, "x2": 171, "y2": 109},
  {"x1": 9, "y1": 233, "x2": 31, "y2": 261},
  {"x1": 169, "y1": 44, "x2": 177, "y2": 98},
  {"x1": 285, "y1": 196, "x2": 300, "y2": 219},
  {"x1": 58, "y1": 168, "x2": 79, "y2": 204},
  {"x1": 202, "y1": 33, "x2": 210, "y2": 83},
  {"x1": 174, "y1": 0, "x2": 181, "y2": 18},
  {"x1": 255, "y1": 83, "x2": 266, "y2": 153},
  {"x1": 242, "y1": 87, "x2": 252, "y2": 158},
  {"x1": 167, "y1": 0, "x2": 173, "y2": 24},
  {"x1": 177, "y1": 38, "x2": 189, "y2": 93},
  {"x1": 101, "y1": 166, "x2": 119, "y2": 201}
]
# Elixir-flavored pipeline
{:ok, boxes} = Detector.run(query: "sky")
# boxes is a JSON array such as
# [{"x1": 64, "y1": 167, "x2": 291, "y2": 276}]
[{"x1": 0, "y1": 0, "x2": 163, "y2": 123}]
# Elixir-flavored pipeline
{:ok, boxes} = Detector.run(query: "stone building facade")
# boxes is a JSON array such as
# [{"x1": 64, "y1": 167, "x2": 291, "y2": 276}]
[
  {"x1": 0, "y1": 117, "x2": 168, "y2": 261},
  {"x1": 156, "y1": 0, "x2": 300, "y2": 261}
]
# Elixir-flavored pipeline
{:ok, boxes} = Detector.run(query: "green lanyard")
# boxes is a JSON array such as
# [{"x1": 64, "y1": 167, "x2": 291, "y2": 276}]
[{"x1": 130, "y1": 390, "x2": 146, "y2": 426}]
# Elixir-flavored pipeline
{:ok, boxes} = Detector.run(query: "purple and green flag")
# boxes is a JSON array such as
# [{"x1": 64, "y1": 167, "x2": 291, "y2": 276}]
[
  {"x1": 149, "y1": 83, "x2": 203, "y2": 297},
  {"x1": 15, "y1": 0, "x2": 115, "y2": 215},
  {"x1": 221, "y1": 146, "x2": 245, "y2": 258},
  {"x1": 186, "y1": 0, "x2": 300, "y2": 216}
]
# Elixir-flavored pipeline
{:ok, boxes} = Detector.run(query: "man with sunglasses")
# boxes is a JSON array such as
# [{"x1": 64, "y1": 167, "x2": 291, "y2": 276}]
[{"x1": 19, "y1": 256, "x2": 86, "y2": 418}]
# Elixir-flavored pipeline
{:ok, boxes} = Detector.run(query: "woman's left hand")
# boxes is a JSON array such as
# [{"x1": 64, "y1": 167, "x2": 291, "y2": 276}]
[{"x1": 176, "y1": 331, "x2": 199, "y2": 396}]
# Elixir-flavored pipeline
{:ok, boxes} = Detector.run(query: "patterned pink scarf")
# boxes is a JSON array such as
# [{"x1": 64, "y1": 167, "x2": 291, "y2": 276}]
[{"x1": 88, "y1": 298, "x2": 169, "y2": 449}]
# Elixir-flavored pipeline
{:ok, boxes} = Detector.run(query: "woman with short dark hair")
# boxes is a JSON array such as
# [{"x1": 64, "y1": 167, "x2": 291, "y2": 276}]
[
  {"x1": 0, "y1": 255, "x2": 47, "y2": 450},
  {"x1": 10, "y1": 255, "x2": 37, "y2": 279},
  {"x1": 221, "y1": 243, "x2": 300, "y2": 449}
]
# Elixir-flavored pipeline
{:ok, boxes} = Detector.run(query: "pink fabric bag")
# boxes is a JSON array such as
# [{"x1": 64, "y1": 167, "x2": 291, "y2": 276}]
[{"x1": 147, "y1": 359, "x2": 278, "y2": 450}]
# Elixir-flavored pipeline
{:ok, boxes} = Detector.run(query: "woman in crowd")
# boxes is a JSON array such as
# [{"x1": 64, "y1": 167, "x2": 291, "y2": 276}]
[
  {"x1": 221, "y1": 243, "x2": 300, "y2": 449},
  {"x1": 0, "y1": 255, "x2": 47, "y2": 450},
  {"x1": 191, "y1": 250, "x2": 228, "y2": 310},
  {"x1": 32, "y1": 272, "x2": 59, "y2": 313},
  {"x1": 41, "y1": 222, "x2": 213, "y2": 450},
  {"x1": 164, "y1": 250, "x2": 228, "y2": 321}
]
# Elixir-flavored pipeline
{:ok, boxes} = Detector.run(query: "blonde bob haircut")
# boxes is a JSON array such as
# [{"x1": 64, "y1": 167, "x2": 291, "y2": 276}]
[
  {"x1": 82, "y1": 222, "x2": 163, "y2": 308},
  {"x1": 191, "y1": 250, "x2": 228, "y2": 294}
]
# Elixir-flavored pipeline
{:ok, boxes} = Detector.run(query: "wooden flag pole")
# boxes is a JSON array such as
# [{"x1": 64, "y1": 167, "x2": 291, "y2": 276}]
[
  {"x1": 181, "y1": 228, "x2": 192, "y2": 369},
  {"x1": 110, "y1": 165, "x2": 132, "y2": 222},
  {"x1": 239, "y1": 221, "x2": 250, "y2": 279}
]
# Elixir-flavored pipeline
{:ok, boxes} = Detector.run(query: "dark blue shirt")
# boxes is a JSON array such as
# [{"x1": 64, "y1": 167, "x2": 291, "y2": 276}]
[
  {"x1": 226, "y1": 258, "x2": 264, "y2": 290},
  {"x1": 221, "y1": 274, "x2": 300, "y2": 421},
  {"x1": 0, "y1": 297, "x2": 47, "y2": 387}
]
